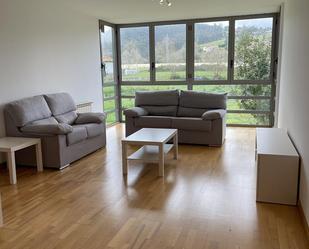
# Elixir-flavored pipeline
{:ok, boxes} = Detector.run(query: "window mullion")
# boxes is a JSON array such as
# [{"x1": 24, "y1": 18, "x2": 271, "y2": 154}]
[
  {"x1": 228, "y1": 18, "x2": 235, "y2": 84},
  {"x1": 187, "y1": 21, "x2": 194, "y2": 90},
  {"x1": 149, "y1": 25, "x2": 155, "y2": 83}
]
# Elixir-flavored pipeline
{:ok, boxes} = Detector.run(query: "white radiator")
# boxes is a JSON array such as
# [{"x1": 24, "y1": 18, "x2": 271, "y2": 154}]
[{"x1": 76, "y1": 102, "x2": 93, "y2": 113}]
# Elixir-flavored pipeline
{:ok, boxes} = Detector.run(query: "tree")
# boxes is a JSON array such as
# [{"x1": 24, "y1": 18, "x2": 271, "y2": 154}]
[
  {"x1": 122, "y1": 41, "x2": 147, "y2": 65},
  {"x1": 234, "y1": 30, "x2": 272, "y2": 124}
]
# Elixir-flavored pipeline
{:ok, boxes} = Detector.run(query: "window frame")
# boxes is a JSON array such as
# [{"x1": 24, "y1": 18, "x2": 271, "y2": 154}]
[
  {"x1": 154, "y1": 23, "x2": 187, "y2": 82},
  {"x1": 99, "y1": 20, "x2": 120, "y2": 125},
  {"x1": 192, "y1": 18, "x2": 231, "y2": 84},
  {"x1": 231, "y1": 14, "x2": 277, "y2": 85},
  {"x1": 102, "y1": 12, "x2": 280, "y2": 127},
  {"x1": 117, "y1": 24, "x2": 152, "y2": 84}
]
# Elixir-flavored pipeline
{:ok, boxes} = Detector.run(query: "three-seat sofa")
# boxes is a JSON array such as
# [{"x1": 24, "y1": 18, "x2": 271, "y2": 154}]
[{"x1": 124, "y1": 90, "x2": 227, "y2": 146}]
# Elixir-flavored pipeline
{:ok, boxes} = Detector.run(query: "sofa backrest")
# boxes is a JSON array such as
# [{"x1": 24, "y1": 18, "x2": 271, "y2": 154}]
[
  {"x1": 178, "y1": 90, "x2": 227, "y2": 117},
  {"x1": 135, "y1": 90, "x2": 179, "y2": 116},
  {"x1": 44, "y1": 93, "x2": 77, "y2": 124},
  {"x1": 4, "y1": 95, "x2": 52, "y2": 127}
]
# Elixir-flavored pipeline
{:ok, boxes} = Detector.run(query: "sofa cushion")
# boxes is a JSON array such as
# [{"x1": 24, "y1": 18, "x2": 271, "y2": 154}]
[
  {"x1": 142, "y1": 106, "x2": 178, "y2": 116},
  {"x1": 5, "y1": 95, "x2": 52, "y2": 127},
  {"x1": 55, "y1": 111, "x2": 78, "y2": 125},
  {"x1": 171, "y1": 117, "x2": 212, "y2": 132},
  {"x1": 124, "y1": 107, "x2": 148, "y2": 117},
  {"x1": 44, "y1": 93, "x2": 76, "y2": 116},
  {"x1": 83, "y1": 123, "x2": 103, "y2": 138},
  {"x1": 75, "y1": 112, "x2": 106, "y2": 124},
  {"x1": 134, "y1": 116, "x2": 172, "y2": 128},
  {"x1": 135, "y1": 90, "x2": 179, "y2": 106},
  {"x1": 66, "y1": 125, "x2": 87, "y2": 145},
  {"x1": 179, "y1": 90, "x2": 227, "y2": 109},
  {"x1": 21, "y1": 123, "x2": 73, "y2": 135},
  {"x1": 177, "y1": 107, "x2": 207, "y2": 118},
  {"x1": 30, "y1": 117, "x2": 58, "y2": 125}
]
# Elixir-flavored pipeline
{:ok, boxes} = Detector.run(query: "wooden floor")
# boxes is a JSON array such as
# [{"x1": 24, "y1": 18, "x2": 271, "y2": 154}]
[{"x1": 0, "y1": 125, "x2": 308, "y2": 249}]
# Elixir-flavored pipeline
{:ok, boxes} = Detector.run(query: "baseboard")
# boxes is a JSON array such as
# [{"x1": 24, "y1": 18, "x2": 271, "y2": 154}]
[{"x1": 299, "y1": 201, "x2": 309, "y2": 240}]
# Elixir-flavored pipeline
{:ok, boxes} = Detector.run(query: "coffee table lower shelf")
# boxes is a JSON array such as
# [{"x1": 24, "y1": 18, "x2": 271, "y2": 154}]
[
  {"x1": 127, "y1": 144, "x2": 174, "y2": 163},
  {"x1": 121, "y1": 128, "x2": 178, "y2": 177}
]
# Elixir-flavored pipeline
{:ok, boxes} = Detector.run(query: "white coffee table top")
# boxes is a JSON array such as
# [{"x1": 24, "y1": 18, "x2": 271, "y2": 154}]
[
  {"x1": 123, "y1": 128, "x2": 177, "y2": 144},
  {"x1": 0, "y1": 137, "x2": 41, "y2": 152}
]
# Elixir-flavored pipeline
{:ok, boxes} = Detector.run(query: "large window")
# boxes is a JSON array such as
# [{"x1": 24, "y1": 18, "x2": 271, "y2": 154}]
[
  {"x1": 102, "y1": 13, "x2": 278, "y2": 127},
  {"x1": 155, "y1": 24, "x2": 186, "y2": 81},
  {"x1": 120, "y1": 26, "x2": 150, "y2": 81},
  {"x1": 194, "y1": 21, "x2": 229, "y2": 81}
]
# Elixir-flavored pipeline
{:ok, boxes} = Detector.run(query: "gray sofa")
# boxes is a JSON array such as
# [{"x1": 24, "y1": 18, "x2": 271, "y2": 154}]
[
  {"x1": 124, "y1": 90, "x2": 227, "y2": 146},
  {"x1": 4, "y1": 93, "x2": 106, "y2": 169}
]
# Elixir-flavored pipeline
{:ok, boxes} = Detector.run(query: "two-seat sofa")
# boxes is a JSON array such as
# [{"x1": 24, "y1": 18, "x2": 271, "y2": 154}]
[
  {"x1": 4, "y1": 93, "x2": 106, "y2": 169},
  {"x1": 124, "y1": 90, "x2": 227, "y2": 146}
]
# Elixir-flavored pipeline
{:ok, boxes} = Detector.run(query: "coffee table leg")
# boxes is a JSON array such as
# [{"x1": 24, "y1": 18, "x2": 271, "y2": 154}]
[
  {"x1": 173, "y1": 133, "x2": 178, "y2": 160},
  {"x1": 122, "y1": 141, "x2": 128, "y2": 175},
  {"x1": 7, "y1": 151, "x2": 17, "y2": 184},
  {"x1": 159, "y1": 144, "x2": 164, "y2": 177},
  {"x1": 35, "y1": 142, "x2": 43, "y2": 172}
]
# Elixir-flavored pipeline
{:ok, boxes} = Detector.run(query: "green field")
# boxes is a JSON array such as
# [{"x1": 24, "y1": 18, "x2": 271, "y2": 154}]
[{"x1": 121, "y1": 69, "x2": 227, "y2": 82}]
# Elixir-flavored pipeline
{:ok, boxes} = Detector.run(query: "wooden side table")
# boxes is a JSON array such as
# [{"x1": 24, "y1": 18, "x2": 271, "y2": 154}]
[{"x1": 0, "y1": 137, "x2": 43, "y2": 184}]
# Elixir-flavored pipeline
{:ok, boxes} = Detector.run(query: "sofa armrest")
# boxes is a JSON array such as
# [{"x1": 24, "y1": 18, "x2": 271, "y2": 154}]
[
  {"x1": 123, "y1": 107, "x2": 148, "y2": 117},
  {"x1": 202, "y1": 109, "x2": 226, "y2": 120},
  {"x1": 75, "y1": 112, "x2": 106, "y2": 124},
  {"x1": 20, "y1": 123, "x2": 73, "y2": 135}
]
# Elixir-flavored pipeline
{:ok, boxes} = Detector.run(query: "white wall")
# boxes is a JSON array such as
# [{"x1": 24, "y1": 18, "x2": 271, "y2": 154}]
[
  {"x1": 278, "y1": 0, "x2": 309, "y2": 223},
  {"x1": 0, "y1": 0, "x2": 103, "y2": 161}
]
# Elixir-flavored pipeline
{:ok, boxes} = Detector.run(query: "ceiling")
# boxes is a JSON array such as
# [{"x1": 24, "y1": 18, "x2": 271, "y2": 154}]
[{"x1": 68, "y1": 0, "x2": 283, "y2": 24}]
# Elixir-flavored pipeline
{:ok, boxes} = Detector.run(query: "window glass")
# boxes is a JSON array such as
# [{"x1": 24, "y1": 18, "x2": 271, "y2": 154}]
[
  {"x1": 228, "y1": 99, "x2": 270, "y2": 111},
  {"x1": 120, "y1": 27, "x2": 150, "y2": 81},
  {"x1": 106, "y1": 112, "x2": 117, "y2": 124},
  {"x1": 103, "y1": 86, "x2": 116, "y2": 98},
  {"x1": 121, "y1": 98, "x2": 135, "y2": 109},
  {"x1": 155, "y1": 24, "x2": 186, "y2": 81},
  {"x1": 195, "y1": 21, "x2": 229, "y2": 80},
  {"x1": 234, "y1": 18, "x2": 273, "y2": 80},
  {"x1": 193, "y1": 84, "x2": 271, "y2": 126},
  {"x1": 104, "y1": 99, "x2": 116, "y2": 112},
  {"x1": 227, "y1": 113, "x2": 270, "y2": 126},
  {"x1": 193, "y1": 84, "x2": 271, "y2": 96},
  {"x1": 100, "y1": 26, "x2": 115, "y2": 84}
]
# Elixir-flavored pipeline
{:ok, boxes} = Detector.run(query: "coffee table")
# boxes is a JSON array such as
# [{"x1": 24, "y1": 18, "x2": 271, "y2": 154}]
[{"x1": 121, "y1": 128, "x2": 178, "y2": 177}]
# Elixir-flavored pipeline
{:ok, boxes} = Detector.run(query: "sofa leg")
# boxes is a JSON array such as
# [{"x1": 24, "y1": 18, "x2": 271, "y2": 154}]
[{"x1": 60, "y1": 164, "x2": 70, "y2": 170}]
